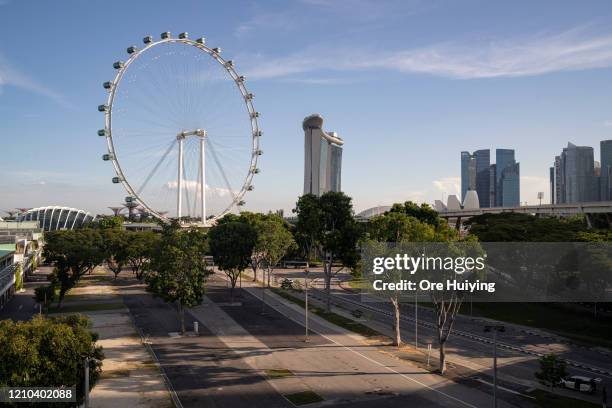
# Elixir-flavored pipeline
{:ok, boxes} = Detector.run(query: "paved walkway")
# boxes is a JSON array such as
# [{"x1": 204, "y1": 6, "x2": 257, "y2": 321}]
[
  {"x1": 191, "y1": 276, "x2": 524, "y2": 408},
  {"x1": 61, "y1": 269, "x2": 172, "y2": 408}
]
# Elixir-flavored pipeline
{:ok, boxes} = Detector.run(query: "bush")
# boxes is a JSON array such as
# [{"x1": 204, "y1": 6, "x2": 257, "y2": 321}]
[{"x1": 0, "y1": 315, "x2": 104, "y2": 406}]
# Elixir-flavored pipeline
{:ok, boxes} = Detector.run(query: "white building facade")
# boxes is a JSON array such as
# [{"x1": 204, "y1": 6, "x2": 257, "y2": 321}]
[{"x1": 303, "y1": 114, "x2": 344, "y2": 196}]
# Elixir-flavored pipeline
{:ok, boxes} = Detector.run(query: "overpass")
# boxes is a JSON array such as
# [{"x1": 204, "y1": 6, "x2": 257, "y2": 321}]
[{"x1": 436, "y1": 200, "x2": 612, "y2": 228}]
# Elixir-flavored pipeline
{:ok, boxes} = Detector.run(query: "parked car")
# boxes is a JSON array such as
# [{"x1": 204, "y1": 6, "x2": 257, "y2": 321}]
[{"x1": 559, "y1": 376, "x2": 602, "y2": 393}]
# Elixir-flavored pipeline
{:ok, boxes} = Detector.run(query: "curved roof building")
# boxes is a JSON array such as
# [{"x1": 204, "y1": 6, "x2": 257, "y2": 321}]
[
  {"x1": 356, "y1": 206, "x2": 392, "y2": 219},
  {"x1": 17, "y1": 206, "x2": 96, "y2": 231}
]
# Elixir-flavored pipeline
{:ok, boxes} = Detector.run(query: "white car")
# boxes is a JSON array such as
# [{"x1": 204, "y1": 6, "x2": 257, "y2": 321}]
[{"x1": 559, "y1": 376, "x2": 602, "y2": 393}]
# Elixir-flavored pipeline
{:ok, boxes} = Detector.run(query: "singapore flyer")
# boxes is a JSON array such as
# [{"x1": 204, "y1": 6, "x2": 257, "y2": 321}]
[{"x1": 98, "y1": 31, "x2": 262, "y2": 226}]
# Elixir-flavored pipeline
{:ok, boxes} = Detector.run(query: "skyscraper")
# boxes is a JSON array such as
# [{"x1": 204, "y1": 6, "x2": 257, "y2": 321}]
[
  {"x1": 303, "y1": 114, "x2": 344, "y2": 196},
  {"x1": 495, "y1": 149, "x2": 520, "y2": 207},
  {"x1": 474, "y1": 149, "x2": 491, "y2": 208},
  {"x1": 554, "y1": 143, "x2": 598, "y2": 203},
  {"x1": 600, "y1": 140, "x2": 612, "y2": 201},
  {"x1": 461, "y1": 148, "x2": 520, "y2": 208},
  {"x1": 500, "y1": 162, "x2": 520, "y2": 206},
  {"x1": 461, "y1": 151, "x2": 476, "y2": 202}
]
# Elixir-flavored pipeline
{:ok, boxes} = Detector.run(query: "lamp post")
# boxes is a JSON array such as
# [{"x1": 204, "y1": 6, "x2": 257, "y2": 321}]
[
  {"x1": 304, "y1": 273, "x2": 323, "y2": 343},
  {"x1": 484, "y1": 325, "x2": 505, "y2": 408}
]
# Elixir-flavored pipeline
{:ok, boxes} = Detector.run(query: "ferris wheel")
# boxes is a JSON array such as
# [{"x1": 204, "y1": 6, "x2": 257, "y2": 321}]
[{"x1": 98, "y1": 32, "x2": 262, "y2": 226}]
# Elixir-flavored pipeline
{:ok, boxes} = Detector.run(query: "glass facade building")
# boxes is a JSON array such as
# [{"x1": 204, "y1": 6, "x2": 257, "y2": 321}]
[
  {"x1": 474, "y1": 150, "x2": 491, "y2": 208},
  {"x1": 17, "y1": 207, "x2": 96, "y2": 231},
  {"x1": 303, "y1": 114, "x2": 344, "y2": 196},
  {"x1": 600, "y1": 140, "x2": 612, "y2": 201},
  {"x1": 554, "y1": 143, "x2": 598, "y2": 203}
]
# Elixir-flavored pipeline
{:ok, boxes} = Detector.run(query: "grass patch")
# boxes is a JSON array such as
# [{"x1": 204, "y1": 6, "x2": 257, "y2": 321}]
[
  {"x1": 48, "y1": 302, "x2": 125, "y2": 314},
  {"x1": 265, "y1": 369, "x2": 294, "y2": 378},
  {"x1": 528, "y1": 389, "x2": 600, "y2": 408},
  {"x1": 271, "y1": 288, "x2": 382, "y2": 338},
  {"x1": 284, "y1": 391, "x2": 324, "y2": 405}
]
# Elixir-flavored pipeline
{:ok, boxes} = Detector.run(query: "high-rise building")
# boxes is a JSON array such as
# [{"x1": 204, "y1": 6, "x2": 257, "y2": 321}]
[
  {"x1": 303, "y1": 114, "x2": 344, "y2": 196},
  {"x1": 461, "y1": 148, "x2": 521, "y2": 208},
  {"x1": 474, "y1": 149, "x2": 491, "y2": 208},
  {"x1": 500, "y1": 162, "x2": 520, "y2": 206},
  {"x1": 460, "y1": 152, "x2": 475, "y2": 202},
  {"x1": 494, "y1": 149, "x2": 520, "y2": 207},
  {"x1": 554, "y1": 143, "x2": 598, "y2": 203},
  {"x1": 489, "y1": 164, "x2": 496, "y2": 207},
  {"x1": 549, "y1": 166, "x2": 555, "y2": 204},
  {"x1": 600, "y1": 140, "x2": 612, "y2": 201}
]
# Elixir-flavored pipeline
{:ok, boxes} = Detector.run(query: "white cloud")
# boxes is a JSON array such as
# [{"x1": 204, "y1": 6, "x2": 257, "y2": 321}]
[
  {"x1": 163, "y1": 180, "x2": 233, "y2": 197},
  {"x1": 432, "y1": 177, "x2": 461, "y2": 196},
  {"x1": 244, "y1": 26, "x2": 612, "y2": 80},
  {"x1": 0, "y1": 53, "x2": 68, "y2": 106}
]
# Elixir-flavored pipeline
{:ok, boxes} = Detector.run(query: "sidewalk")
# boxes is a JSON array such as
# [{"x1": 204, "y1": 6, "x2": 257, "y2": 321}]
[
  {"x1": 195, "y1": 275, "x2": 525, "y2": 408},
  {"x1": 57, "y1": 268, "x2": 173, "y2": 408}
]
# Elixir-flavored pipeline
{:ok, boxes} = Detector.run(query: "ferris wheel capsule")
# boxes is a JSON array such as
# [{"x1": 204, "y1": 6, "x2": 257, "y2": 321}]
[
  {"x1": 143, "y1": 36, "x2": 153, "y2": 44},
  {"x1": 102, "y1": 153, "x2": 114, "y2": 161},
  {"x1": 103, "y1": 81, "x2": 113, "y2": 89},
  {"x1": 212, "y1": 47, "x2": 221, "y2": 54},
  {"x1": 196, "y1": 37, "x2": 206, "y2": 44},
  {"x1": 127, "y1": 46, "x2": 137, "y2": 54},
  {"x1": 97, "y1": 129, "x2": 108, "y2": 137},
  {"x1": 160, "y1": 31, "x2": 171, "y2": 39},
  {"x1": 113, "y1": 61, "x2": 124, "y2": 69},
  {"x1": 98, "y1": 104, "x2": 109, "y2": 112},
  {"x1": 178, "y1": 32, "x2": 188, "y2": 39},
  {"x1": 112, "y1": 176, "x2": 123, "y2": 184}
]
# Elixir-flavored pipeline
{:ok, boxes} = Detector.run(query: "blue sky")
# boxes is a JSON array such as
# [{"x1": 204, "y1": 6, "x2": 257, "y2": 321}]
[{"x1": 1, "y1": 0, "x2": 612, "y2": 215}]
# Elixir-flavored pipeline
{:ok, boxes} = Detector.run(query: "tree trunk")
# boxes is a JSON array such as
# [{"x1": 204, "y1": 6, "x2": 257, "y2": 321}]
[
  {"x1": 252, "y1": 262, "x2": 258, "y2": 282},
  {"x1": 439, "y1": 336, "x2": 447, "y2": 375},
  {"x1": 178, "y1": 301, "x2": 185, "y2": 334},
  {"x1": 391, "y1": 297, "x2": 401, "y2": 347},
  {"x1": 324, "y1": 257, "x2": 332, "y2": 312},
  {"x1": 267, "y1": 267, "x2": 271, "y2": 288}
]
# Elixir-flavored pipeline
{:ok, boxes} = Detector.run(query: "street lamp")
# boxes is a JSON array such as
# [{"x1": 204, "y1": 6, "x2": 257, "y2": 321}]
[
  {"x1": 484, "y1": 325, "x2": 505, "y2": 408},
  {"x1": 83, "y1": 356, "x2": 101, "y2": 408},
  {"x1": 304, "y1": 272, "x2": 324, "y2": 343}
]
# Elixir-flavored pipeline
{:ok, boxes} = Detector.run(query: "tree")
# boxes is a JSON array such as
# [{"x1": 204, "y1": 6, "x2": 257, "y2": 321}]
[
  {"x1": 97, "y1": 215, "x2": 124, "y2": 230},
  {"x1": 0, "y1": 315, "x2": 104, "y2": 406},
  {"x1": 388, "y1": 201, "x2": 443, "y2": 227},
  {"x1": 102, "y1": 229, "x2": 129, "y2": 280},
  {"x1": 466, "y1": 212, "x2": 585, "y2": 242},
  {"x1": 208, "y1": 221, "x2": 257, "y2": 302},
  {"x1": 294, "y1": 192, "x2": 363, "y2": 312},
  {"x1": 535, "y1": 354, "x2": 567, "y2": 394},
  {"x1": 125, "y1": 231, "x2": 159, "y2": 280},
  {"x1": 34, "y1": 284, "x2": 56, "y2": 311},
  {"x1": 367, "y1": 213, "x2": 440, "y2": 347},
  {"x1": 44, "y1": 230, "x2": 105, "y2": 306},
  {"x1": 145, "y1": 223, "x2": 208, "y2": 334},
  {"x1": 259, "y1": 215, "x2": 296, "y2": 287}
]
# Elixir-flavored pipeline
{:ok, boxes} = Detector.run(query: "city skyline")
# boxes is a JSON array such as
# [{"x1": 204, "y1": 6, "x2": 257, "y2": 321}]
[{"x1": 2, "y1": 1, "x2": 612, "y2": 215}]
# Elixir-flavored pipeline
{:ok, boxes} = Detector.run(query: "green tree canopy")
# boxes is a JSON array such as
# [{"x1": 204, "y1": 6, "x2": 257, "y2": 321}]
[
  {"x1": 145, "y1": 223, "x2": 208, "y2": 334},
  {"x1": 125, "y1": 231, "x2": 160, "y2": 280},
  {"x1": 208, "y1": 221, "x2": 257, "y2": 301},
  {"x1": 466, "y1": 212, "x2": 585, "y2": 242},
  {"x1": 44, "y1": 229, "x2": 106, "y2": 305},
  {"x1": 294, "y1": 192, "x2": 363, "y2": 311},
  {"x1": 0, "y1": 315, "x2": 104, "y2": 406}
]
